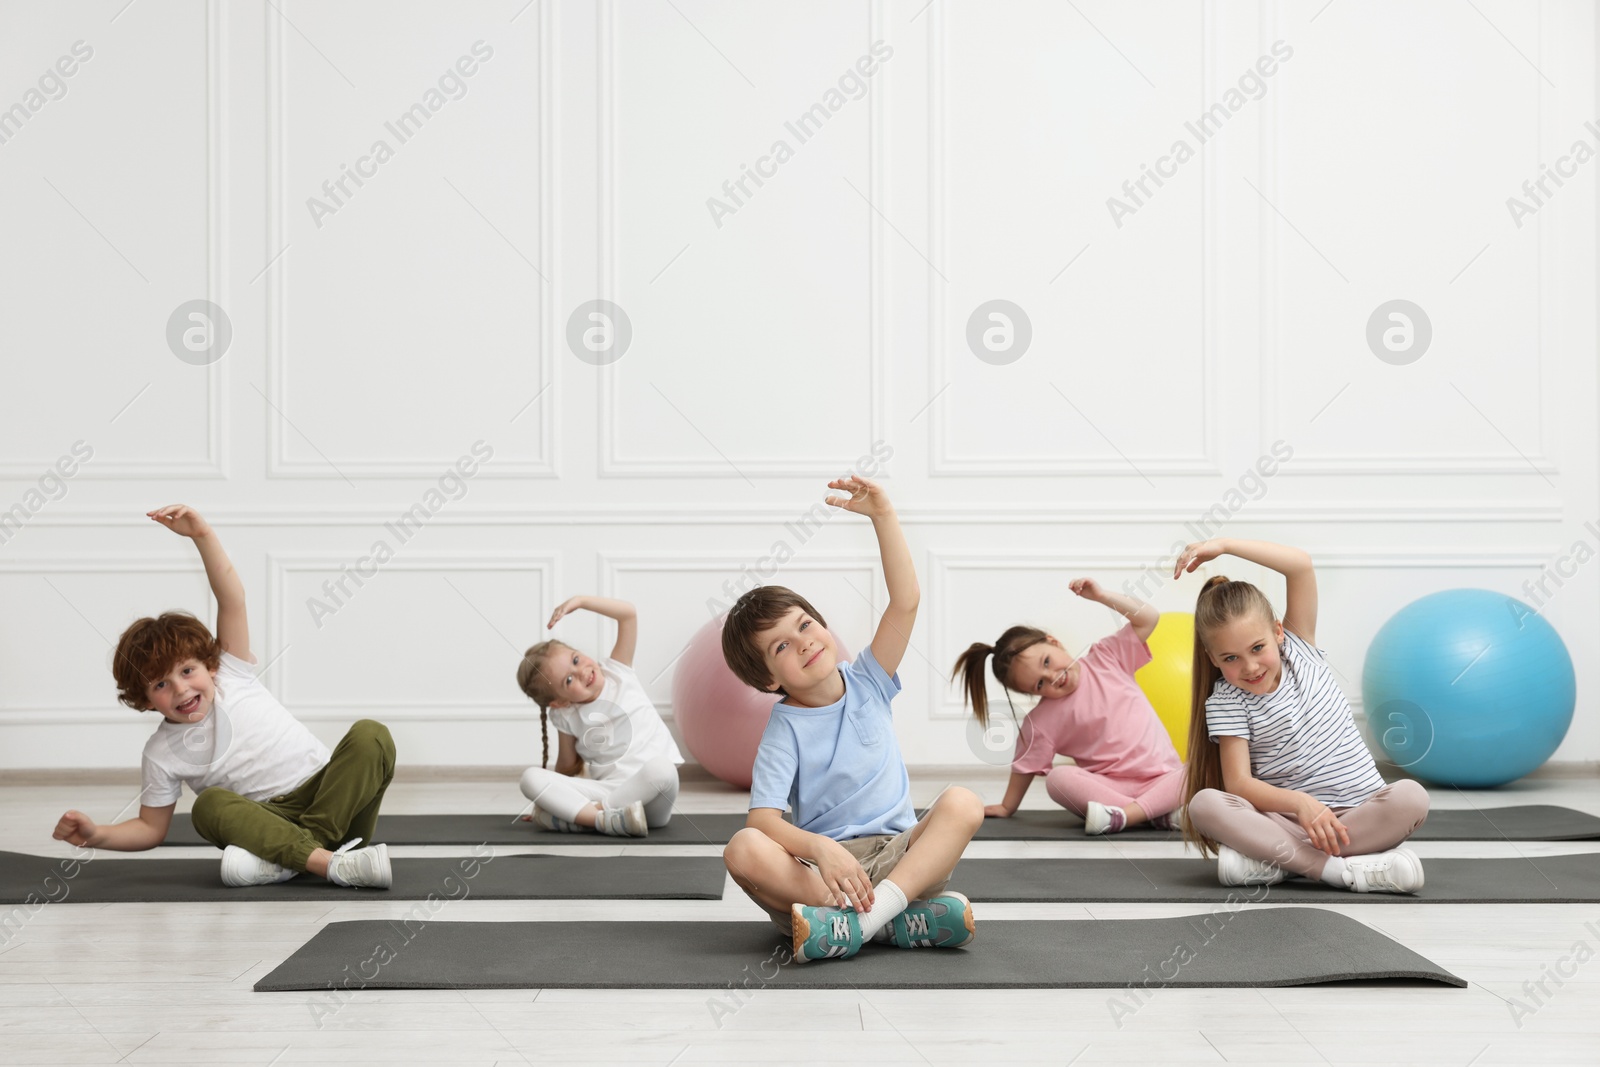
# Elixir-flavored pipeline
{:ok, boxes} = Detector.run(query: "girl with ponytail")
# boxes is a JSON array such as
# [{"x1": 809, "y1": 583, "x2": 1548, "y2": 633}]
[
  {"x1": 1177, "y1": 538, "x2": 1430, "y2": 893},
  {"x1": 951, "y1": 578, "x2": 1186, "y2": 835}
]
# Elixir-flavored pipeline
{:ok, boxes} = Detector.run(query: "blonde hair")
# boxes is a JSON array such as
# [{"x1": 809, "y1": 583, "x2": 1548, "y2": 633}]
[
  {"x1": 515, "y1": 640, "x2": 582, "y2": 771},
  {"x1": 1181, "y1": 575, "x2": 1279, "y2": 858}
]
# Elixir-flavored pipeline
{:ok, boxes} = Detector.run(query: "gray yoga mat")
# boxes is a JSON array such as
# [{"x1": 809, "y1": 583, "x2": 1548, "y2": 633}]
[
  {"x1": 254, "y1": 909, "x2": 1464, "y2": 991},
  {"x1": 956, "y1": 852, "x2": 1600, "y2": 904},
  {"x1": 159, "y1": 804, "x2": 1600, "y2": 847},
  {"x1": 0, "y1": 850, "x2": 725, "y2": 904}
]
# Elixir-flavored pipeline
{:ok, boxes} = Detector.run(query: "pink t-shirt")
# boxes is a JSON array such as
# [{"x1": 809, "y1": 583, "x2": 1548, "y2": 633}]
[{"x1": 1011, "y1": 623, "x2": 1182, "y2": 780}]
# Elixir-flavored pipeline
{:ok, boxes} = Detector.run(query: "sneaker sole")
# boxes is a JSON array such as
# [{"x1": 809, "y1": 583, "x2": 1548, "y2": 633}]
[{"x1": 791, "y1": 904, "x2": 813, "y2": 964}]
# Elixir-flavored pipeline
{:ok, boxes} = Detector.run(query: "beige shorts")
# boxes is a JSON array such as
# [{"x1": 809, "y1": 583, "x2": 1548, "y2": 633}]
[{"x1": 752, "y1": 823, "x2": 952, "y2": 934}]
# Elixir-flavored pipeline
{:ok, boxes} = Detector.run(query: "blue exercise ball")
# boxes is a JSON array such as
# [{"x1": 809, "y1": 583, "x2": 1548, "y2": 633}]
[{"x1": 1362, "y1": 589, "x2": 1574, "y2": 787}]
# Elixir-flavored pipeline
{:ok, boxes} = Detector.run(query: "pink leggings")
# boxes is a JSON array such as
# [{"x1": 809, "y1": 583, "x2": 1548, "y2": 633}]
[
  {"x1": 1043, "y1": 764, "x2": 1186, "y2": 819},
  {"x1": 1187, "y1": 780, "x2": 1430, "y2": 879}
]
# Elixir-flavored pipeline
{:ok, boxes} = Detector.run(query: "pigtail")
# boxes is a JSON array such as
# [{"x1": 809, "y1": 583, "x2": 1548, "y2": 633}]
[
  {"x1": 951, "y1": 642, "x2": 996, "y2": 728},
  {"x1": 540, "y1": 705, "x2": 550, "y2": 769},
  {"x1": 952, "y1": 624, "x2": 1055, "y2": 731}
]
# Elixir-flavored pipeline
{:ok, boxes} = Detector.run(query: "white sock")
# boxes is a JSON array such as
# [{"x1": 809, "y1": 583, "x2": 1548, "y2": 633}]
[
  {"x1": 1320, "y1": 856, "x2": 1348, "y2": 888},
  {"x1": 856, "y1": 879, "x2": 909, "y2": 942}
]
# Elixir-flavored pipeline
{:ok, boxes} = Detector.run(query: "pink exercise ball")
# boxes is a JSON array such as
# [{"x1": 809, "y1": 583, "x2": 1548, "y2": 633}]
[{"x1": 671, "y1": 612, "x2": 847, "y2": 789}]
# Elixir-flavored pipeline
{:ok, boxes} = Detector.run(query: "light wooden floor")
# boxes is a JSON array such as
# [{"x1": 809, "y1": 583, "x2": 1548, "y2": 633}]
[{"x1": 3, "y1": 771, "x2": 1598, "y2": 1065}]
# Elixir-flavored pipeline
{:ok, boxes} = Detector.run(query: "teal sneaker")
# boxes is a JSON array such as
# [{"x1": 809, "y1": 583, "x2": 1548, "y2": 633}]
[
  {"x1": 791, "y1": 903, "x2": 863, "y2": 963},
  {"x1": 885, "y1": 892, "x2": 975, "y2": 949}
]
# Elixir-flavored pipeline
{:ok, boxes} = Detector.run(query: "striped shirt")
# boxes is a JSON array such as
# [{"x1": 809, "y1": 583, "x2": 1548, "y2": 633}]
[{"x1": 1204, "y1": 628, "x2": 1386, "y2": 807}]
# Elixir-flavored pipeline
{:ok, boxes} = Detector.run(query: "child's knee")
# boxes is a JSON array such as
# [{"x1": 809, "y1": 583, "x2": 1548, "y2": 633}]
[
  {"x1": 190, "y1": 787, "x2": 238, "y2": 837},
  {"x1": 723, "y1": 827, "x2": 772, "y2": 877},
  {"x1": 1185, "y1": 788, "x2": 1228, "y2": 831},
  {"x1": 1388, "y1": 778, "x2": 1430, "y2": 823},
  {"x1": 934, "y1": 786, "x2": 984, "y2": 830},
  {"x1": 350, "y1": 718, "x2": 394, "y2": 754},
  {"x1": 518, "y1": 766, "x2": 551, "y2": 800}
]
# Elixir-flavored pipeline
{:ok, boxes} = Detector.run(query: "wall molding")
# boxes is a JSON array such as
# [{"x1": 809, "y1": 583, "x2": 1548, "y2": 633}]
[
  {"x1": 0, "y1": 555, "x2": 213, "y2": 724},
  {"x1": 263, "y1": 549, "x2": 558, "y2": 717},
  {"x1": 925, "y1": 1, "x2": 1220, "y2": 477},
  {"x1": 8, "y1": 501, "x2": 1567, "y2": 526},
  {"x1": 1257, "y1": 0, "x2": 1561, "y2": 477},
  {"x1": 594, "y1": 0, "x2": 887, "y2": 476},
  {"x1": 0, "y1": 0, "x2": 228, "y2": 480},
  {"x1": 263, "y1": 2, "x2": 556, "y2": 478}
]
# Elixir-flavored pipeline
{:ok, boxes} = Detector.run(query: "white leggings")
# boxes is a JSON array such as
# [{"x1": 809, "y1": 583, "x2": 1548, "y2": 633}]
[{"x1": 518, "y1": 757, "x2": 680, "y2": 828}]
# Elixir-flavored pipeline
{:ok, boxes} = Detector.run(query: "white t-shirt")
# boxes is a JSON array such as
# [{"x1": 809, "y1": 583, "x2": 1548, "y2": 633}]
[
  {"x1": 548, "y1": 657, "x2": 683, "y2": 783},
  {"x1": 1204, "y1": 628, "x2": 1387, "y2": 807},
  {"x1": 139, "y1": 651, "x2": 331, "y2": 806}
]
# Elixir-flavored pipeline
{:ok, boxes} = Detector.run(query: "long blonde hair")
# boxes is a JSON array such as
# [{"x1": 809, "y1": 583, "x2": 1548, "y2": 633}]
[{"x1": 1181, "y1": 575, "x2": 1278, "y2": 858}]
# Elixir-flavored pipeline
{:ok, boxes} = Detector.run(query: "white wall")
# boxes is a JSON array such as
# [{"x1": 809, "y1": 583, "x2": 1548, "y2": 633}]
[{"x1": 1, "y1": 0, "x2": 1596, "y2": 774}]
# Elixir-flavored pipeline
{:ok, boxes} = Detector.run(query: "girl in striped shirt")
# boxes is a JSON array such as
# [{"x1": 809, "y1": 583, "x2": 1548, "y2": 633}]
[{"x1": 1176, "y1": 538, "x2": 1430, "y2": 893}]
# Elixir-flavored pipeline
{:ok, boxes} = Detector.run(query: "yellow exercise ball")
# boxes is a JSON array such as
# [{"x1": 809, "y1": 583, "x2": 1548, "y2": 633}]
[{"x1": 1136, "y1": 612, "x2": 1194, "y2": 760}]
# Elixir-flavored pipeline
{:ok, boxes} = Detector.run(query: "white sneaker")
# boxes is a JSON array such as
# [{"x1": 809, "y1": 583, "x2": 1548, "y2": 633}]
[
  {"x1": 593, "y1": 800, "x2": 648, "y2": 837},
  {"x1": 527, "y1": 805, "x2": 582, "y2": 833},
  {"x1": 326, "y1": 839, "x2": 392, "y2": 889},
  {"x1": 1344, "y1": 847, "x2": 1424, "y2": 894},
  {"x1": 1083, "y1": 801, "x2": 1127, "y2": 835},
  {"x1": 1216, "y1": 844, "x2": 1287, "y2": 887},
  {"x1": 219, "y1": 845, "x2": 300, "y2": 888}
]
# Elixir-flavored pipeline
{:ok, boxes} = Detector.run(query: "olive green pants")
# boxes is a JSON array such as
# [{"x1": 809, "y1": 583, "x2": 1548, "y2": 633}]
[{"x1": 189, "y1": 719, "x2": 395, "y2": 871}]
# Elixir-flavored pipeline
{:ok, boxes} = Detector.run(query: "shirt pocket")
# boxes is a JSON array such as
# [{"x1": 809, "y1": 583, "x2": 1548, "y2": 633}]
[{"x1": 849, "y1": 709, "x2": 884, "y2": 747}]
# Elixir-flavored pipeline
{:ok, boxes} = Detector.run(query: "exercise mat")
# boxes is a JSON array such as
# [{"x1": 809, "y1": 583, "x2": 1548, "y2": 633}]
[
  {"x1": 254, "y1": 908, "x2": 1464, "y2": 991},
  {"x1": 955, "y1": 852, "x2": 1600, "y2": 904},
  {"x1": 0, "y1": 850, "x2": 726, "y2": 903},
  {"x1": 159, "y1": 804, "x2": 1600, "y2": 847}
]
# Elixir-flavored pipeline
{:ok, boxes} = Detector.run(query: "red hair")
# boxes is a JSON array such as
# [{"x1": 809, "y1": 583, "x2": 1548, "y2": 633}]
[{"x1": 111, "y1": 611, "x2": 221, "y2": 710}]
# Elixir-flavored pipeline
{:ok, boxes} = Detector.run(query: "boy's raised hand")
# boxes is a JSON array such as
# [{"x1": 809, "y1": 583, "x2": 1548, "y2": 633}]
[
  {"x1": 148, "y1": 504, "x2": 212, "y2": 540},
  {"x1": 53, "y1": 810, "x2": 96, "y2": 848},
  {"x1": 825, "y1": 475, "x2": 890, "y2": 518}
]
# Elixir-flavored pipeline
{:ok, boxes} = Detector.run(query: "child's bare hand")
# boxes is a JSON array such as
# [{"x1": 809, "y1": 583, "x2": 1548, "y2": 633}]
[
  {"x1": 148, "y1": 505, "x2": 212, "y2": 540},
  {"x1": 983, "y1": 804, "x2": 1011, "y2": 818},
  {"x1": 1172, "y1": 539, "x2": 1226, "y2": 580},
  {"x1": 1069, "y1": 578, "x2": 1104, "y2": 601},
  {"x1": 825, "y1": 475, "x2": 891, "y2": 519},
  {"x1": 1295, "y1": 797, "x2": 1350, "y2": 856},
  {"x1": 814, "y1": 838, "x2": 874, "y2": 910},
  {"x1": 547, "y1": 596, "x2": 588, "y2": 629},
  {"x1": 53, "y1": 810, "x2": 96, "y2": 847}
]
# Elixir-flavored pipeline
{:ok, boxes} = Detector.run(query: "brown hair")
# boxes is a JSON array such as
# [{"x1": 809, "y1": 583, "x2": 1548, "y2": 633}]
[
  {"x1": 111, "y1": 611, "x2": 222, "y2": 711},
  {"x1": 1181, "y1": 575, "x2": 1279, "y2": 857},
  {"x1": 515, "y1": 639, "x2": 582, "y2": 771},
  {"x1": 950, "y1": 625, "x2": 1052, "y2": 728},
  {"x1": 720, "y1": 585, "x2": 828, "y2": 696}
]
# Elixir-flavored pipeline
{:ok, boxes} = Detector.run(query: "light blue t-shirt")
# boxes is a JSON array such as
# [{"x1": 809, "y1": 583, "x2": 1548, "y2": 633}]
[{"x1": 747, "y1": 646, "x2": 915, "y2": 841}]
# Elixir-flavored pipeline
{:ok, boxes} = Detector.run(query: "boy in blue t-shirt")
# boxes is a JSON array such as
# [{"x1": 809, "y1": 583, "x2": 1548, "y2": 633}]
[{"x1": 720, "y1": 476, "x2": 984, "y2": 962}]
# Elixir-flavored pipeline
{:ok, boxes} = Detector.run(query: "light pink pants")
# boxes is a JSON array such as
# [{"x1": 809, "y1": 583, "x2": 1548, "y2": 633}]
[
  {"x1": 1187, "y1": 779, "x2": 1430, "y2": 879},
  {"x1": 1043, "y1": 764, "x2": 1187, "y2": 820}
]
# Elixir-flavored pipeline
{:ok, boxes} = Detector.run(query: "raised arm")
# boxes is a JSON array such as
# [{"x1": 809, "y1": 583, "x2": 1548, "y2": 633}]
[
  {"x1": 1173, "y1": 537, "x2": 1317, "y2": 646},
  {"x1": 1070, "y1": 578, "x2": 1159, "y2": 643},
  {"x1": 149, "y1": 505, "x2": 249, "y2": 661},
  {"x1": 826, "y1": 476, "x2": 918, "y2": 678},
  {"x1": 548, "y1": 595, "x2": 638, "y2": 666}
]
